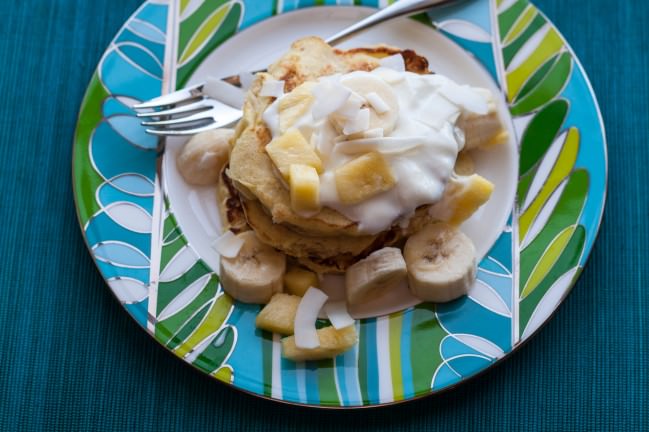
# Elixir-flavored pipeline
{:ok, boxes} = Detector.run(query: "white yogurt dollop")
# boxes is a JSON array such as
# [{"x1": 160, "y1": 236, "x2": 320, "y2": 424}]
[{"x1": 263, "y1": 67, "x2": 492, "y2": 234}]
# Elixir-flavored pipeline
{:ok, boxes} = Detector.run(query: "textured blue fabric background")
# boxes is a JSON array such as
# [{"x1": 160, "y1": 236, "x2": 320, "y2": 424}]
[{"x1": 0, "y1": 0, "x2": 646, "y2": 430}]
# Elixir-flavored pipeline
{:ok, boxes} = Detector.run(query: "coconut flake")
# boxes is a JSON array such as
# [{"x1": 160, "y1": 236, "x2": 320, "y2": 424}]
[
  {"x1": 417, "y1": 92, "x2": 462, "y2": 129},
  {"x1": 312, "y1": 81, "x2": 351, "y2": 120},
  {"x1": 211, "y1": 231, "x2": 245, "y2": 258},
  {"x1": 294, "y1": 287, "x2": 329, "y2": 349},
  {"x1": 311, "y1": 131, "x2": 335, "y2": 160},
  {"x1": 363, "y1": 128, "x2": 384, "y2": 138},
  {"x1": 454, "y1": 126, "x2": 466, "y2": 151},
  {"x1": 336, "y1": 93, "x2": 365, "y2": 119},
  {"x1": 379, "y1": 54, "x2": 405, "y2": 72},
  {"x1": 259, "y1": 79, "x2": 285, "y2": 97},
  {"x1": 324, "y1": 301, "x2": 355, "y2": 330},
  {"x1": 438, "y1": 82, "x2": 489, "y2": 115},
  {"x1": 239, "y1": 71, "x2": 255, "y2": 90},
  {"x1": 262, "y1": 99, "x2": 281, "y2": 137},
  {"x1": 365, "y1": 92, "x2": 390, "y2": 114},
  {"x1": 335, "y1": 136, "x2": 423, "y2": 155},
  {"x1": 343, "y1": 108, "x2": 370, "y2": 135},
  {"x1": 204, "y1": 76, "x2": 245, "y2": 108}
]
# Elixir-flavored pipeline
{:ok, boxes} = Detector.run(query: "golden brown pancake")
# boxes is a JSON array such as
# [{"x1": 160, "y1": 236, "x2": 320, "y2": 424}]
[
  {"x1": 228, "y1": 37, "x2": 431, "y2": 238},
  {"x1": 218, "y1": 165, "x2": 440, "y2": 273},
  {"x1": 221, "y1": 37, "x2": 499, "y2": 273},
  {"x1": 216, "y1": 167, "x2": 249, "y2": 235}
]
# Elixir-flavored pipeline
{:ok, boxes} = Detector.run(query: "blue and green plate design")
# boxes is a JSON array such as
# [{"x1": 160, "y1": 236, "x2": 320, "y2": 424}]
[{"x1": 73, "y1": 0, "x2": 607, "y2": 407}]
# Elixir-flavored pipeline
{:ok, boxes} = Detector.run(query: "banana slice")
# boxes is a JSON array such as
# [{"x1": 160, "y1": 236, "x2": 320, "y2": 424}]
[
  {"x1": 219, "y1": 231, "x2": 286, "y2": 304},
  {"x1": 176, "y1": 128, "x2": 233, "y2": 185},
  {"x1": 404, "y1": 223, "x2": 476, "y2": 302},
  {"x1": 345, "y1": 247, "x2": 407, "y2": 305},
  {"x1": 332, "y1": 72, "x2": 399, "y2": 137}
]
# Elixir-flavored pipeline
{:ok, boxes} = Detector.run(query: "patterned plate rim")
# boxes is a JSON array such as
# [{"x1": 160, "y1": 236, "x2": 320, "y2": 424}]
[{"x1": 72, "y1": 0, "x2": 607, "y2": 408}]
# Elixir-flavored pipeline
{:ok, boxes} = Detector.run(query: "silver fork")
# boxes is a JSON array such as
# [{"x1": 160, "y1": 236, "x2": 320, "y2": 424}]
[{"x1": 134, "y1": 0, "x2": 461, "y2": 136}]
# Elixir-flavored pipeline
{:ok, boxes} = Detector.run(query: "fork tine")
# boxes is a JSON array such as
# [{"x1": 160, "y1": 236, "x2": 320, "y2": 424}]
[
  {"x1": 145, "y1": 122, "x2": 219, "y2": 136},
  {"x1": 141, "y1": 109, "x2": 215, "y2": 127},
  {"x1": 134, "y1": 83, "x2": 204, "y2": 110},
  {"x1": 135, "y1": 98, "x2": 212, "y2": 118}
]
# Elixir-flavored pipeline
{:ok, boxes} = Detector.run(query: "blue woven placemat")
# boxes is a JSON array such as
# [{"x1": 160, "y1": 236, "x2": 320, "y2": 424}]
[{"x1": 0, "y1": 0, "x2": 646, "y2": 430}]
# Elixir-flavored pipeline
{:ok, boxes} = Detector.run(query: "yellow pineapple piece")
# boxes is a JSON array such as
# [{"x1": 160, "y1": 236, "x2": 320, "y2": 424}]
[
  {"x1": 266, "y1": 129, "x2": 322, "y2": 181},
  {"x1": 284, "y1": 266, "x2": 319, "y2": 297},
  {"x1": 334, "y1": 152, "x2": 396, "y2": 204},
  {"x1": 289, "y1": 164, "x2": 321, "y2": 213},
  {"x1": 255, "y1": 293, "x2": 301, "y2": 335},
  {"x1": 430, "y1": 174, "x2": 494, "y2": 225},
  {"x1": 279, "y1": 82, "x2": 315, "y2": 132},
  {"x1": 282, "y1": 325, "x2": 358, "y2": 361},
  {"x1": 454, "y1": 151, "x2": 475, "y2": 175}
]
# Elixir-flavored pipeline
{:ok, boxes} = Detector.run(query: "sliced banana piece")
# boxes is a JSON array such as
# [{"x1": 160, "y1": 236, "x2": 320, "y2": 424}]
[
  {"x1": 345, "y1": 247, "x2": 407, "y2": 305},
  {"x1": 331, "y1": 72, "x2": 399, "y2": 137},
  {"x1": 404, "y1": 223, "x2": 476, "y2": 302},
  {"x1": 176, "y1": 128, "x2": 233, "y2": 185},
  {"x1": 219, "y1": 231, "x2": 286, "y2": 304}
]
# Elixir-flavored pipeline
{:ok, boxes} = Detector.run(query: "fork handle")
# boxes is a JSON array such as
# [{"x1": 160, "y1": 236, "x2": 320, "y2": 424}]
[{"x1": 325, "y1": 0, "x2": 460, "y2": 46}]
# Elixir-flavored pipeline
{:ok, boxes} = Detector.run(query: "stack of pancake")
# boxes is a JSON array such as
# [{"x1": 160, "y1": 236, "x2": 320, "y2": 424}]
[{"x1": 218, "y1": 37, "x2": 499, "y2": 274}]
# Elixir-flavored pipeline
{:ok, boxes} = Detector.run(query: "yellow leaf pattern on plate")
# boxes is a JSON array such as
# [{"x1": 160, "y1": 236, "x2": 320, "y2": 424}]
[
  {"x1": 507, "y1": 28, "x2": 563, "y2": 99},
  {"x1": 174, "y1": 292, "x2": 234, "y2": 357},
  {"x1": 519, "y1": 127, "x2": 579, "y2": 240},
  {"x1": 178, "y1": 3, "x2": 231, "y2": 65},
  {"x1": 521, "y1": 225, "x2": 576, "y2": 299},
  {"x1": 503, "y1": 6, "x2": 536, "y2": 45}
]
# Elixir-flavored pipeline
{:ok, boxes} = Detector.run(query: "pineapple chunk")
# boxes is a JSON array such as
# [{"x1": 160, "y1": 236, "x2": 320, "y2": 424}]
[
  {"x1": 282, "y1": 325, "x2": 358, "y2": 361},
  {"x1": 266, "y1": 129, "x2": 323, "y2": 181},
  {"x1": 454, "y1": 151, "x2": 475, "y2": 175},
  {"x1": 255, "y1": 293, "x2": 301, "y2": 335},
  {"x1": 289, "y1": 164, "x2": 321, "y2": 213},
  {"x1": 334, "y1": 151, "x2": 396, "y2": 204},
  {"x1": 284, "y1": 266, "x2": 319, "y2": 297},
  {"x1": 279, "y1": 82, "x2": 315, "y2": 133},
  {"x1": 430, "y1": 174, "x2": 494, "y2": 225}
]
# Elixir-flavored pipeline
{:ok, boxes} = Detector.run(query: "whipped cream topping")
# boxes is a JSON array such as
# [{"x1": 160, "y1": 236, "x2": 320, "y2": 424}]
[{"x1": 262, "y1": 63, "x2": 493, "y2": 234}]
